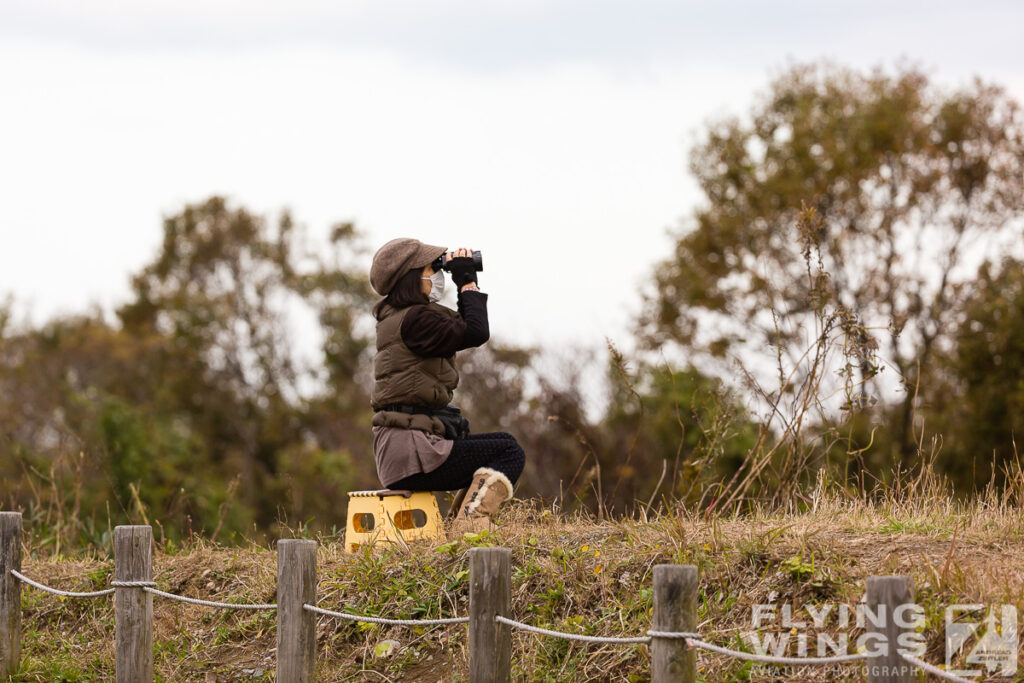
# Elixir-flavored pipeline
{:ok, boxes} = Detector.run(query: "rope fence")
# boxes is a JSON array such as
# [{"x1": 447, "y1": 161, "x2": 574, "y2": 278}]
[
  {"x1": 141, "y1": 586, "x2": 276, "y2": 611},
  {"x1": 685, "y1": 638, "x2": 871, "y2": 666},
  {"x1": 304, "y1": 603, "x2": 469, "y2": 625},
  {"x1": 10, "y1": 569, "x2": 116, "y2": 598},
  {"x1": 496, "y1": 615, "x2": 651, "y2": 644},
  {"x1": 898, "y1": 652, "x2": 979, "y2": 683},
  {"x1": 0, "y1": 512, "x2": 996, "y2": 682}
]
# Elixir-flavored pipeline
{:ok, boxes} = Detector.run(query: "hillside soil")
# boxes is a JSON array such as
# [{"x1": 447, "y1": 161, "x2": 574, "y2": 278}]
[{"x1": 9, "y1": 497, "x2": 1024, "y2": 681}]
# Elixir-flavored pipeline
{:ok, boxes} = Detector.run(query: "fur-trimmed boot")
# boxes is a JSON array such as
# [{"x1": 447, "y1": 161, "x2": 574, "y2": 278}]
[{"x1": 450, "y1": 467, "x2": 513, "y2": 535}]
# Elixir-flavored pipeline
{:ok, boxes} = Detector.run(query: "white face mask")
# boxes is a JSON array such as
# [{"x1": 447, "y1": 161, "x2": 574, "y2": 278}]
[{"x1": 422, "y1": 271, "x2": 445, "y2": 303}]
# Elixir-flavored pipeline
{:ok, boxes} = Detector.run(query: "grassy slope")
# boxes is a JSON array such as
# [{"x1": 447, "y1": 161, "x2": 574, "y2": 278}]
[{"x1": 10, "y1": 494, "x2": 1024, "y2": 682}]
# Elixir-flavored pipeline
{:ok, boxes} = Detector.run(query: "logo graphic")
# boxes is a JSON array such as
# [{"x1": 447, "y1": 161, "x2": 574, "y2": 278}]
[{"x1": 945, "y1": 604, "x2": 1018, "y2": 677}]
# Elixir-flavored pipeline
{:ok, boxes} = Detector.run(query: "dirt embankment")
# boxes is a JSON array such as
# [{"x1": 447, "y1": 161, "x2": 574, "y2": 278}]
[{"x1": 10, "y1": 498, "x2": 1024, "y2": 681}]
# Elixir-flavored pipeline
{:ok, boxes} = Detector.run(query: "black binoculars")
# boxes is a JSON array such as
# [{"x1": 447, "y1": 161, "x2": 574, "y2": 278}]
[{"x1": 432, "y1": 250, "x2": 483, "y2": 273}]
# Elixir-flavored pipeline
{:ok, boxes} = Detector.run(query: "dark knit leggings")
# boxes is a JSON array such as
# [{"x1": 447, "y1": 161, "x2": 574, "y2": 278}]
[{"x1": 390, "y1": 432, "x2": 525, "y2": 492}]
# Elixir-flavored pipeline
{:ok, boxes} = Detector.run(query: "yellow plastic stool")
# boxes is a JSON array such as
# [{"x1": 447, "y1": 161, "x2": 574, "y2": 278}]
[{"x1": 344, "y1": 490, "x2": 443, "y2": 552}]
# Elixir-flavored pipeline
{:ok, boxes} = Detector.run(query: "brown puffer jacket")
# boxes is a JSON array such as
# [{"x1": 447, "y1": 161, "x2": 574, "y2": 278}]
[{"x1": 370, "y1": 303, "x2": 460, "y2": 436}]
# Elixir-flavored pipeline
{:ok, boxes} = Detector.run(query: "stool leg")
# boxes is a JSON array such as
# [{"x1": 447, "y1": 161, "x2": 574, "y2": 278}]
[{"x1": 446, "y1": 488, "x2": 469, "y2": 522}]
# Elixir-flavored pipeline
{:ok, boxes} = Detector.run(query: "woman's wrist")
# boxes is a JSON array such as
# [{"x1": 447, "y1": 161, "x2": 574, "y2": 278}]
[{"x1": 460, "y1": 283, "x2": 480, "y2": 293}]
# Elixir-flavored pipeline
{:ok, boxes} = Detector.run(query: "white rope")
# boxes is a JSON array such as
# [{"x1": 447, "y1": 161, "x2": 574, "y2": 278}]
[
  {"x1": 899, "y1": 652, "x2": 979, "y2": 683},
  {"x1": 689, "y1": 638, "x2": 871, "y2": 665},
  {"x1": 109, "y1": 581, "x2": 158, "y2": 588},
  {"x1": 647, "y1": 630, "x2": 702, "y2": 639},
  {"x1": 304, "y1": 603, "x2": 469, "y2": 625},
  {"x1": 496, "y1": 618, "x2": 884, "y2": 664},
  {"x1": 143, "y1": 587, "x2": 276, "y2": 610},
  {"x1": 113, "y1": 580, "x2": 275, "y2": 609},
  {"x1": 497, "y1": 616, "x2": 651, "y2": 644},
  {"x1": 11, "y1": 570, "x2": 115, "y2": 598}
]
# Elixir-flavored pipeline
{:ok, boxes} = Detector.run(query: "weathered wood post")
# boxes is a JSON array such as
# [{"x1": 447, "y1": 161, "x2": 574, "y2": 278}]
[
  {"x1": 865, "y1": 575, "x2": 915, "y2": 683},
  {"x1": 0, "y1": 512, "x2": 22, "y2": 676},
  {"x1": 469, "y1": 547, "x2": 511, "y2": 682},
  {"x1": 114, "y1": 525, "x2": 153, "y2": 683},
  {"x1": 652, "y1": 564, "x2": 698, "y2": 683},
  {"x1": 277, "y1": 539, "x2": 317, "y2": 682}
]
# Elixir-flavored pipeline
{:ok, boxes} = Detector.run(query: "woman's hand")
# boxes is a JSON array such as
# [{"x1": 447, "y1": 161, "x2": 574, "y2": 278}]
[
  {"x1": 445, "y1": 247, "x2": 473, "y2": 260},
  {"x1": 446, "y1": 247, "x2": 478, "y2": 290}
]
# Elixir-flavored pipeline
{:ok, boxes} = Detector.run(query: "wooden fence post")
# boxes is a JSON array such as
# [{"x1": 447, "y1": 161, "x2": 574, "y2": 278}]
[
  {"x1": 652, "y1": 564, "x2": 698, "y2": 683},
  {"x1": 469, "y1": 547, "x2": 511, "y2": 683},
  {"x1": 115, "y1": 525, "x2": 153, "y2": 683},
  {"x1": 1, "y1": 512, "x2": 22, "y2": 676},
  {"x1": 866, "y1": 575, "x2": 914, "y2": 683},
  {"x1": 277, "y1": 539, "x2": 317, "y2": 682}
]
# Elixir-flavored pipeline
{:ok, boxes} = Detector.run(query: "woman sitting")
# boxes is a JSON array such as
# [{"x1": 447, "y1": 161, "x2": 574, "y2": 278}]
[{"x1": 369, "y1": 238, "x2": 525, "y2": 532}]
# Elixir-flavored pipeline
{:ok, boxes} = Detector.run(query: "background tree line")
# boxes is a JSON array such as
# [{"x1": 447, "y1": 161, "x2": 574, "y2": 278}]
[{"x1": 2, "y1": 61, "x2": 1023, "y2": 547}]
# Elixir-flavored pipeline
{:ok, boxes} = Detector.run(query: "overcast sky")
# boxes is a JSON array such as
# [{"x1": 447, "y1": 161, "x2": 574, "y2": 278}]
[{"x1": 2, "y1": 0, "x2": 1023, "y2": 360}]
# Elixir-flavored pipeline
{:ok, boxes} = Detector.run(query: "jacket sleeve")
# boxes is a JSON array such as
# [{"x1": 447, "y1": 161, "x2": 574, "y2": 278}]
[{"x1": 401, "y1": 291, "x2": 489, "y2": 357}]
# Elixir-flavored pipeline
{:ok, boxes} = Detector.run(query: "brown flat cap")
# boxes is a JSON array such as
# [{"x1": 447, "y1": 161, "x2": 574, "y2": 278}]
[{"x1": 370, "y1": 238, "x2": 447, "y2": 295}]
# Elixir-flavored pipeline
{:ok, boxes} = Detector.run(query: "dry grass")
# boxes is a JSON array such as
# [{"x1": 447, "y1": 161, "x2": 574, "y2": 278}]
[{"x1": 9, "y1": 488, "x2": 1024, "y2": 682}]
